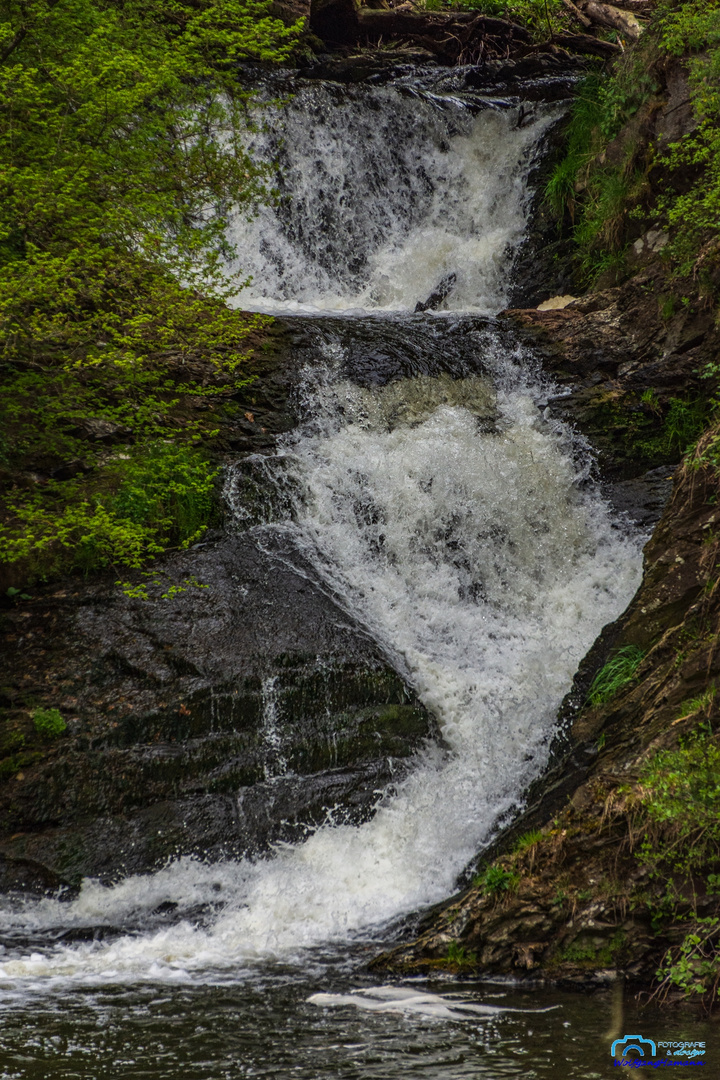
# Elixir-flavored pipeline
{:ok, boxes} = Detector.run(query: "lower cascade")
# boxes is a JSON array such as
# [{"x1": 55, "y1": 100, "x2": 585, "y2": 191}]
[
  {"x1": 0, "y1": 60, "x2": 647, "y2": 1073},
  {"x1": 0, "y1": 322, "x2": 641, "y2": 985}
]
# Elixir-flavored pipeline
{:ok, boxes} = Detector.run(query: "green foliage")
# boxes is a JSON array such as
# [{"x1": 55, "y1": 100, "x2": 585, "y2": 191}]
[
  {"x1": 660, "y1": 295, "x2": 676, "y2": 320},
  {"x1": 545, "y1": 75, "x2": 608, "y2": 220},
  {"x1": 559, "y1": 930, "x2": 625, "y2": 967},
  {"x1": 0, "y1": 0, "x2": 299, "y2": 287},
  {"x1": 5, "y1": 586, "x2": 30, "y2": 600},
  {"x1": 707, "y1": 873, "x2": 720, "y2": 895},
  {"x1": 446, "y1": 941, "x2": 477, "y2": 966},
  {"x1": 513, "y1": 829, "x2": 543, "y2": 854},
  {"x1": 544, "y1": 60, "x2": 658, "y2": 282},
  {"x1": 658, "y1": 918, "x2": 720, "y2": 1003},
  {"x1": 423, "y1": 0, "x2": 565, "y2": 37},
  {"x1": 638, "y1": 397, "x2": 710, "y2": 460},
  {"x1": 662, "y1": 398, "x2": 708, "y2": 453},
  {"x1": 643, "y1": 386, "x2": 664, "y2": 414},
  {"x1": 1, "y1": 444, "x2": 219, "y2": 578},
  {"x1": 677, "y1": 687, "x2": 717, "y2": 722},
  {"x1": 653, "y1": 2, "x2": 720, "y2": 273},
  {"x1": 117, "y1": 571, "x2": 210, "y2": 601},
  {"x1": 542, "y1": 5, "x2": 720, "y2": 282},
  {"x1": 638, "y1": 724, "x2": 720, "y2": 878},
  {"x1": 587, "y1": 645, "x2": 645, "y2": 707},
  {"x1": 0, "y1": 0, "x2": 295, "y2": 582},
  {"x1": 473, "y1": 863, "x2": 520, "y2": 894},
  {"x1": 636, "y1": 724, "x2": 720, "y2": 1005},
  {"x1": 32, "y1": 707, "x2": 67, "y2": 739}
]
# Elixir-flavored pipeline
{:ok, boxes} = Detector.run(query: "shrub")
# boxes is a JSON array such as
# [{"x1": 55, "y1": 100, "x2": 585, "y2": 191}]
[
  {"x1": 0, "y1": 444, "x2": 219, "y2": 580},
  {"x1": 543, "y1": 4, "x2": 720, "y2": 283},
  {"x1": 657, "y1": 918, "x2": 720, "y2": 1005},
  {"x1": 0, "y1": 0, "x2": 295, "y2": 585},
  {"x1": 653, "y1": 2, "x2": 720, "y2": 274},
  {"x1": 637, "y1": 725, "x2": 720, "y2": 878},
  {"x1": 638, "y1": 725, "x2": 720, "y2": 1007}
]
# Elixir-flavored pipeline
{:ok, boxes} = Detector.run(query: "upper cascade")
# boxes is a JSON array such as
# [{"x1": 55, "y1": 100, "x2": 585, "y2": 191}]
[{"x1": 228, "y1": 76, "x2": 558, "y2": 315}]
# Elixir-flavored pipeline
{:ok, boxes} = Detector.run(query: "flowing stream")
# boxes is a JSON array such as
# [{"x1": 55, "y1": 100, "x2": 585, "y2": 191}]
[{"x1": 0, "y1": 68, "x2": 690, "y2": 1079}]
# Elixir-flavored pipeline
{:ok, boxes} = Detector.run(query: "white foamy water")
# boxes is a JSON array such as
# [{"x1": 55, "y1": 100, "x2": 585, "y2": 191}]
[
  {"x1": 308, "y1": 985, "x2": 560, "y2": 1020},
  {"x1": 0, "y1": 339, "x2": 642, "y2": 992},
  {"x1": 228, "y1": 82, "x2": 557, "y2": 314}
]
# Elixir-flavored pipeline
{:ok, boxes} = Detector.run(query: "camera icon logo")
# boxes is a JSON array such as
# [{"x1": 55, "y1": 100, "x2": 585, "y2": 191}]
[{"x1": 611, "y1": 1035, "x2": 657, "y2": 1060}]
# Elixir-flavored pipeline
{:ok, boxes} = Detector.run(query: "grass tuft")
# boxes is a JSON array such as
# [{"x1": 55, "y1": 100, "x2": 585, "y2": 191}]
[{"x1": 587, "y1": 645, "x2": 645, "y2": 707}]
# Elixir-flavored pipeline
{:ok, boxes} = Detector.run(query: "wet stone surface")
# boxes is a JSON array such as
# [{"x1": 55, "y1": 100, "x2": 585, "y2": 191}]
[{"x1": 0, "y1": 530, "x2": 435, "y2": 890}]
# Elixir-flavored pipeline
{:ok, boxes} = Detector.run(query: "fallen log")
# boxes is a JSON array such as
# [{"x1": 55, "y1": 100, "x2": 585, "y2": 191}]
[
  {"x1": 356, "y1": 9, "x2": 534, "y2": 64},
  {"x1": 608, "y1": 0, "x2": 652, "y2": 10},
  {"x1": 310, "y1": 0, "x2": 626, "y2": 63},
  {"x1": 551, "y1": 31, "x2": 622, "y2": 57},
  {"x1": 562, "y1": 0, "x2": 592, "y2": 30},
  {"x1": 578, "y1": 0, "x2": 643, "y2": 40},
  {"x1": 357, "y1": 9, "x2": 532, "y2": 44}
]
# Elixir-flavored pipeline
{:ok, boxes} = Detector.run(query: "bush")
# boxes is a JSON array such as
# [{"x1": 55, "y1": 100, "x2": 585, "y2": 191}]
[
  {"x1": 545, "y1": 2, "x2": 720, "y2": 282},
  {"x1": 654, "y1": 2, "x2": 720, "y2": 275},
  {"x1": 0, "y1": 0, "x2": 295, "y2": 585},
  {"x1": 638, "y1": 725, "x2": 720, "y2": 877},
  {"x1": 0, "y1": 444, "x2": 219, "y2": 580},
  {"x1": 657, "y1": 918, "x2": 720, "y2": 1004}
]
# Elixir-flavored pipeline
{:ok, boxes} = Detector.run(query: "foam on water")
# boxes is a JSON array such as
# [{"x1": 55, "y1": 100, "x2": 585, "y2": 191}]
[
  {"x1": 307, "y1": 986, "x2": 561, "y2": 1020},
  {"x1": 228, "y1": 83, "x2": 557, "y2": 314}
]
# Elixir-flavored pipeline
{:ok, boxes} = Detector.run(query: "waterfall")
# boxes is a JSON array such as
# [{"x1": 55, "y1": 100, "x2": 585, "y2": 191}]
[
  {"x1": 0, "y1": 72, "x2": 643, "y2": 991},
  {"x1": 228, "y1": 78, "x2": 557, "y2": 314}
]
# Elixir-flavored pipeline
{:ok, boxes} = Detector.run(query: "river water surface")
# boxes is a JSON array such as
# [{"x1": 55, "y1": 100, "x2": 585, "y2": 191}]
[{"x1": 2, "y1": 66, "x2": 705, "y2": 1079}]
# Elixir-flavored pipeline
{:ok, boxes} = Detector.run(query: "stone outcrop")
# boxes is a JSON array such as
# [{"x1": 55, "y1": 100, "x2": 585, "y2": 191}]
[
  {"x1": 508, "y1": 268, "x2": 720, "y2": 481},
  {"x1": 0, "y1": 528, "x2": 435, "y2": 891}
]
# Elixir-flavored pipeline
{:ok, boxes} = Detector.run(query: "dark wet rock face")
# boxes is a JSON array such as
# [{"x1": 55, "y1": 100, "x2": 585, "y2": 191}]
[
  {"x1": 505, "y1": 272, "x2": 720, "y2": 482},
  {"x1": 0, "y1": 532, "x2": 435, "y2": 889}
]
